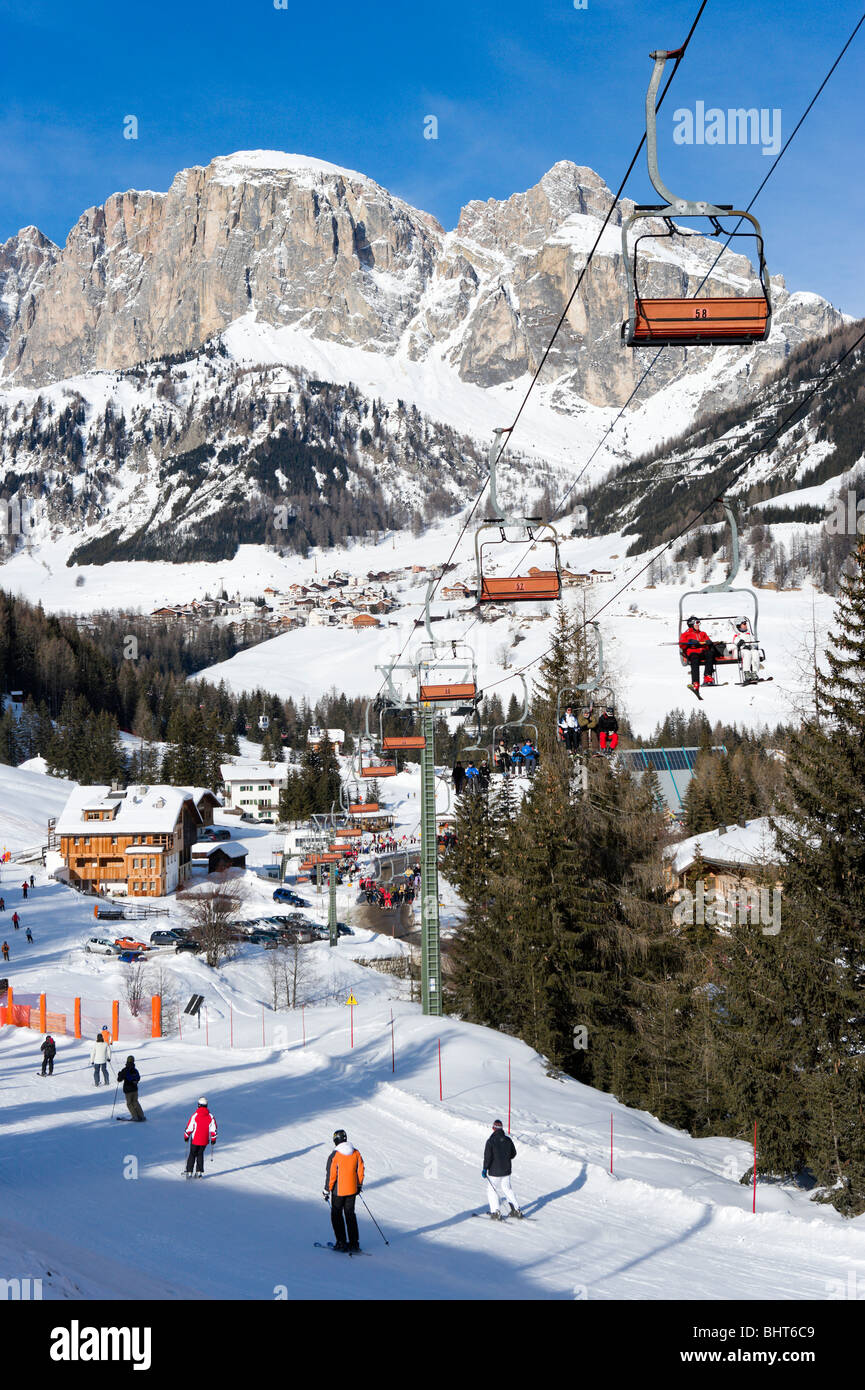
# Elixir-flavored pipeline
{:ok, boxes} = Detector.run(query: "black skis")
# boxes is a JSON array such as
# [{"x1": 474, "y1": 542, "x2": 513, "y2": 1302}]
[{"x1": 313, "y1": 1242, "x2": 372, "y2": 1256}]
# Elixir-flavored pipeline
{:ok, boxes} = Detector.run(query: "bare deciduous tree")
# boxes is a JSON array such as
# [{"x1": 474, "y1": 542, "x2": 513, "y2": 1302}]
[
  {"x1": 123, "y1": 964, "x2": 148, "y2": 1018},
  {"x1": 177, "y1": 876, "x2": 246, "y2": 968}
]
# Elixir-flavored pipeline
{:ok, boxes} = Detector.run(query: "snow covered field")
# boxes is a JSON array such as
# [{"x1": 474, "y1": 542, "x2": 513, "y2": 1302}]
[
  {"x1": 190, "y1": 554, "x2": 834, "y2": 737},
  {"x1": 2, "y1": 763, "x2": 865, "y2": 1302}
]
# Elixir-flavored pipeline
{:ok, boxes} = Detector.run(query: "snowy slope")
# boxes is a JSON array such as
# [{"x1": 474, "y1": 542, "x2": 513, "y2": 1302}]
[
  {"x1": 187, "y1": 537, "x2": 835, "y2": 738},
  {"x1": 0, "y1": 762, "x2": 74, "y2": 854},
  {"x1": 2, "y1": 765, "x2": 865, "y2": 1300}
]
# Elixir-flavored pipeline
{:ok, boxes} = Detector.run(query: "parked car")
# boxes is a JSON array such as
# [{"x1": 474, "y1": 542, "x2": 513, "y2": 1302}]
[
  {"x1": 279, "y1": 927, "x2": 315, "y2": 945},
  {"x1": 175, "y1": 939, "x2": 202, "y2": 954},
  {"x1": 257, "y1": 817, "x2": 276, "y2": 825},
  {"x1": 150, "y1": 929, "x2": 183, "y2": 945},
  {"x1": 118, "y1": 950, "x2": 146, "y2": 963},
  {"x1": 273, "y1": 889, "x2": 310, "y2": 907},
  {"x1": 247, "y1": 931, "x2": 275, "y2": 945},
  {"x1": 114, "y1": 936, "x2": 149, "y2": 952},
  {"x1": 199, "y1": 827, "x2": 231, "y2": 842},
  {"x1": 239, "y1": 812, "x2": 256, "y2": 823},
  {"x1": 84, "y1": 937, "x2": 123, "y2": 956}
]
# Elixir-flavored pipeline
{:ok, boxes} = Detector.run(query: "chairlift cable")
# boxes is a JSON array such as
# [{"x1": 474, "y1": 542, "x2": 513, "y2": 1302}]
[
  {"x1": 365, "y1": 2, "x2": 710, "y2": 705},
  {"x1": 478, "y1": 322, "x2": 865, "y2": 696},
  {"x1": 460, "y1": 7, "x2": 865, "y2": 621}
]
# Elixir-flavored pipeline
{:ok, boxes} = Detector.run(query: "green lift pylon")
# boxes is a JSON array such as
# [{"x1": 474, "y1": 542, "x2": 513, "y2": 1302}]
[
  {"x1": 328, "y1": 864, "x2": 338, "y2": 948},
  {"x1": 419, "y1": 705, "x2": 442, "y2": 1016}
]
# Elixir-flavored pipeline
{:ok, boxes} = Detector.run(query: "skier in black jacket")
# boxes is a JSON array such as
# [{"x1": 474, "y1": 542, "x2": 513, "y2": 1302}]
[
  {"x1": 482, "y1": 1119, "x2": 522, "y2": 1220},
  {"x1": 40, "y1": 1034, "x2": 56, "y2": 1076},
  {"x1": 117, "y1": 1056, "x2": 146, "y2": 1121}
]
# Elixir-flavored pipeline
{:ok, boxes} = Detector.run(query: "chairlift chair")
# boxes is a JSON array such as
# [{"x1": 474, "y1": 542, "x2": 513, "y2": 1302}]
[
  {"x1": 474, "y1": 430, "x2": 563, "y2": 603},
  {"x1": 416, "y1": 580, "x2": 479, "y2": 707},
  {"x1": 375, "y1": 695, "x2": 425, "y2": 752},
  {"x1": 622, "y1": 49, "x2": 772, "y2": 348},
  {"x1": 491, "y1": 674, "x2": 538, "y2": 762},
  {"x1": 677, "y1": 500, "x2": 762, "y2": 682}
]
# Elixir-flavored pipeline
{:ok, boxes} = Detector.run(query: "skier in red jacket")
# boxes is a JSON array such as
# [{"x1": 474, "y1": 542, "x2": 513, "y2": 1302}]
[
  {"x1": 184, "y1": 1097, "x2": 217, "y2": 1177},
  {"x1": 679, "y1": 616, "x2": 723, "y2": 691}
]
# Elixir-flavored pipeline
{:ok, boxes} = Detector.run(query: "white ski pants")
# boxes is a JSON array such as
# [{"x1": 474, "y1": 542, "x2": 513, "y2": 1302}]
[
  {"x1": 487, "y1": 1174, "x2": 518, "y2": 1213},
  {"x1": 738, "y1": 642, "x2": 761, "y2": 678}
]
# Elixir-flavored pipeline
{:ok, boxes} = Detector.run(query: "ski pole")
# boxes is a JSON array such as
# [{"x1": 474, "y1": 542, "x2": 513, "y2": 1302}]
[
  {"x1": 359, "y1": 1193, "x2": 389, "y2": 1246},
  {"x1": 485, "y1": 1174, "x2": 504, "y2": 1214},
  {"x1": 110, "y1": 1078, "x2": 120, "y2": 1120}
]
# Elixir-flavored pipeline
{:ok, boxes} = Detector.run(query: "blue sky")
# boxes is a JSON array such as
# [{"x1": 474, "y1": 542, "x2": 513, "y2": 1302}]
[{"x1": 1, "y1": 0, "x2": 863, "y2": 313}]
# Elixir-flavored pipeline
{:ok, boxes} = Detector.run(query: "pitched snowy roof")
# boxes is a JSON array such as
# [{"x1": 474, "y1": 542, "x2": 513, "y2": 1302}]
[
  {"x1": 667, "y1": 817, "x2": 787, "y2": 874},
  {"x1": 191, "y1": 841, "x2": 248, "y2": 858},
  {"x1": 219, "y1": 761, "x2": 291, "y2": 783},
  {"x1": 57, "y1": 785, "x2": 199, "y2": 836},
  {"x1": 184, "y1": 786, "x2": 224, "y2": 807}
]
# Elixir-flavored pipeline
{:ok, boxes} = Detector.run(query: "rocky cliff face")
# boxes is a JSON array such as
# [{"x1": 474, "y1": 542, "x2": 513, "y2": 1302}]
[
  {"x1": 404, "y1": 161, "x2": 843, "y2": 406},
  {"x1": 2, "y1": 153, "x2": 442, "y2": 385},
  {"x1": 0, "y1": 226, "x2": 58, "y2": 363},
  {"x1": 0, "y1": 152, "x2": 846, "y2": 411}
]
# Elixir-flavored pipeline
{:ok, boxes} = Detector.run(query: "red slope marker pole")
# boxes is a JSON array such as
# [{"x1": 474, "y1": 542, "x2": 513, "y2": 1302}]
[{"x1": 753, "y1": 1121, "x2": 757, "y2": 1213}]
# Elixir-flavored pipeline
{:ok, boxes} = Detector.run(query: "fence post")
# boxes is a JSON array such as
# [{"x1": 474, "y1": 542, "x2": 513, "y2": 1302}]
[
  {"x1": 111, "y1": 999, "x2": 119, "y2": 1043},
  {"x1": 74, "y1": 997, "x2": 81, "y2": 1039},
  {"x1": 151, "y1": 994, "x2": 162, "y2": 1039},
  {"x1": 39, "y1": 993, "x2": 46, "y2": 1033}
]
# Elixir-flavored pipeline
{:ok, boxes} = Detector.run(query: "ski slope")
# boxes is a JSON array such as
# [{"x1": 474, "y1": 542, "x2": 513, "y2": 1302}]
[
  {"x1": 5, "y1": 995, "x2": 865, "y2": 1300},
  {"x1": 2, "y1": 764, "x2": 865, "y2": 1300}
]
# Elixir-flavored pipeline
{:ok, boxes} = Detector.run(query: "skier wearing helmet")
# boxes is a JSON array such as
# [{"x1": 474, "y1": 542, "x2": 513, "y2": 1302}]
[
  {"x1": 729, "y1": 615, "x2": 762, "y2": 684},
  {"x1": 184, "y1": 1097, "x2": 217, "y2": 1177},
  {"x1": 679, "y1": 616, "x2": 723, "y2": 691},
  {"x1": 323, "y1": 1128, "x2": 365, "y2": 1252}
]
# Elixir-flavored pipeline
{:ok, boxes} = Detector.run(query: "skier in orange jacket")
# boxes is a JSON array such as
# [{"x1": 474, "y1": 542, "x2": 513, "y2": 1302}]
[{"x1": 323, "y1": 1128, "x2": 365, "y2": 1252}]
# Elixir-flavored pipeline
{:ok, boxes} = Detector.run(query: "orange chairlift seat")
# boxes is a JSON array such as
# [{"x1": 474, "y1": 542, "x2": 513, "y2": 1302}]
[
  {"x1": 418, "y1": 681, "x2": 477, "y2": 703},
  {"x1": 622, "y1": 48, "x2": 771, "y2": 349},
  {"x1": 382, "y1": 735, "x2": 427, "y2": 750},
  {"x1": 415, "y1": 581, "x2": 480, "y2": 707},
  {"x1": 475, "y1": 429, "x2": 562, "y2": 603}
]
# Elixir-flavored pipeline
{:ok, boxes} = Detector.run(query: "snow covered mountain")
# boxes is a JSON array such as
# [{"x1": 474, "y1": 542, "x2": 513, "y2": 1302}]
[{"x1": 0, "y1": 150, "x2": 852, "y2": 574}]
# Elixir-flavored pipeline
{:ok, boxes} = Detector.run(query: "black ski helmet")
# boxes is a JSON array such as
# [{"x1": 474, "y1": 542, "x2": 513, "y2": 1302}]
[
  {"x1": 333, "y1": 1129, "x2": 347, "y2": 1144},
  {"x1": 687, "y1": 615, "x2": 699, "y2": 627},
  {"x1": 492, "y1": 1119, "x2": 504, "y2": 1130}
]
